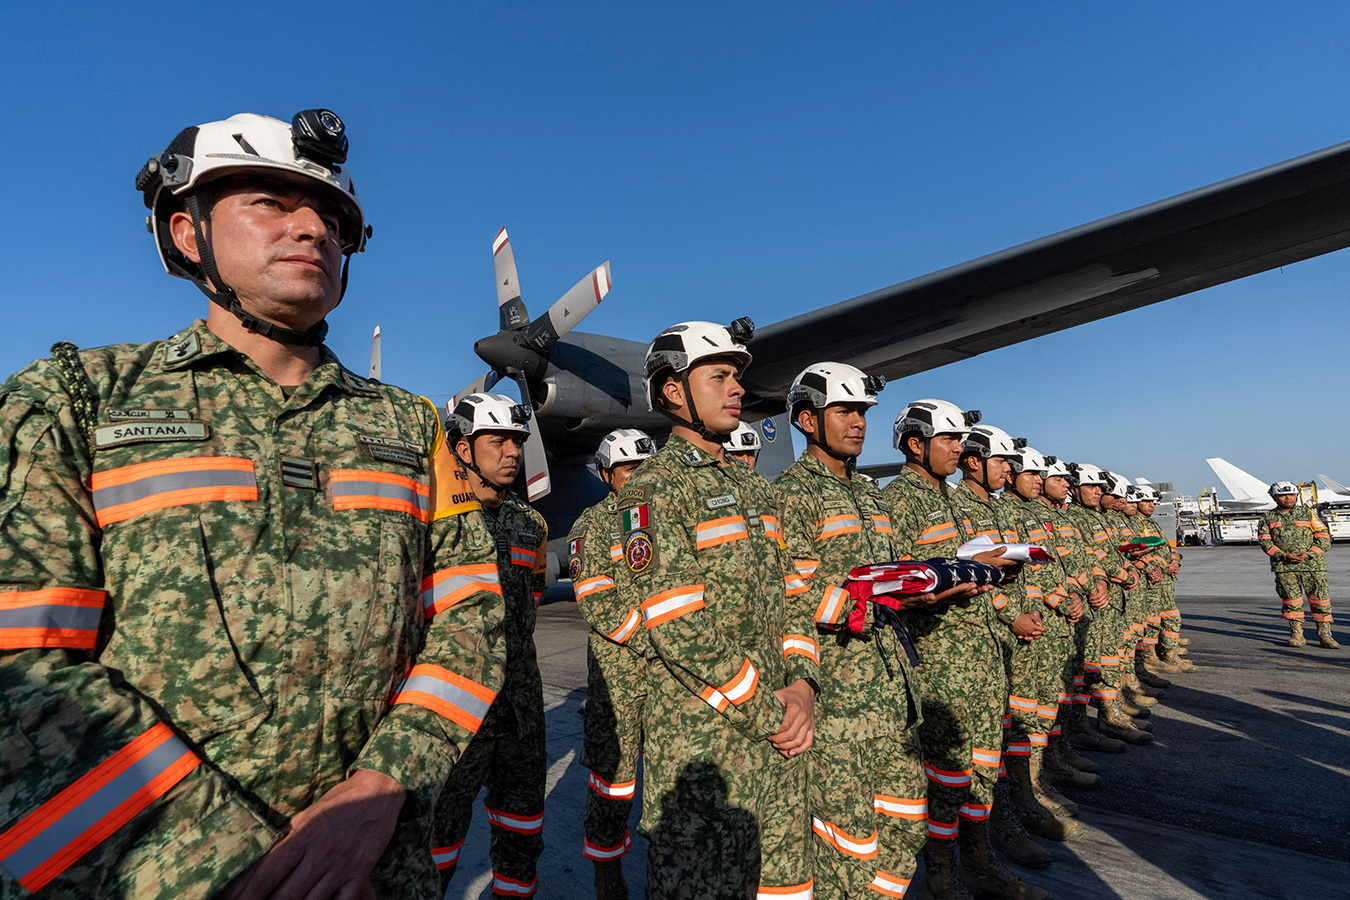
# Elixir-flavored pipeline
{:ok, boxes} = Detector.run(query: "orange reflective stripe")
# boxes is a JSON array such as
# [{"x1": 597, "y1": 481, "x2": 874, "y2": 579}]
[
  {"x1": 641, "y1": 586, "x2": 705, "y2": 627},
  {"x1": 574, "y1": 576, "x2": 616, "y2": 601},
  {"x1": 817, "y1": 514, "x2": 863, "y2": 540},
  {"x1": 916, "y1": 522, "x2": 957, "y2": 545},
  {"x1": 422, "y1": 564, "x2": 502, "y2": 618},
  {"x1": 0, "y1": 723, "x2": 199, "y2": 892},
  {"x1": 871, "y1": 515, "x2": 893, "y2": 535},
  {"x1": 332, "y1": 469, "x2": 430, "y2": 522},
  {"x1": 509, "y1": 546, "x2": 536, "y2": 568},
  {"x1": 0, "y1": 588, "x2": 106, "y2": 651},
  {"x1": 811, "y1": 817, "x2": 878, "y2": 859},
  {"x1": 91, "y1": 456, "x2": 256, "y2": 526},
  {"x1": 783, "y1": 634, "x2": 821, "y2": 664},
  {"x1": 605, "y1": 608, "x2": 642, "y2": 644},
  {"x1": 695, "y1": 516, "x2": 750, "y2": 549},
  {"x1": 816, "y1": 584, "x2": 849, "y2": 626},
  {"x1": 717, "y1": 659, "x2": 760, "y2": 705},
  {"x1": 392, "y1": 664, "x2": 497, "y2": 733}
]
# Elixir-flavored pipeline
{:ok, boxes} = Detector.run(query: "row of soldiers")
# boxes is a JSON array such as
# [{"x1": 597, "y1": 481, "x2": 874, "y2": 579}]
[{"x1": 547, "y1": 319, "x2": 1199, "y2": 900}]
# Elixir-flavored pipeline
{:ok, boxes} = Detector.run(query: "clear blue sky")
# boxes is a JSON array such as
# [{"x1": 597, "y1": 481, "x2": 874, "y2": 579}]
[{"x1": 4, "y1": 2, "x2": 1348, "y2": 499}]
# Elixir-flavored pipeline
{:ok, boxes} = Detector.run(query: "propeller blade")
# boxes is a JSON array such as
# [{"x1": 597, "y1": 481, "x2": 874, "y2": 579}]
[
  {"x1": 506, "y1": 371, "x2": 551, "y2": 502},
  {"x1": 521, "y1": 261, "x2": 612, "y2": 354},
  {"x1": 493, "y1": 227, "x2": 530, "y2": 332},
  {"x1": 368, "y1": 324, "x2": 381, "y2": 381},
  {"x1": 452, "y1": 370, "x2": 501, "y2": 406}
]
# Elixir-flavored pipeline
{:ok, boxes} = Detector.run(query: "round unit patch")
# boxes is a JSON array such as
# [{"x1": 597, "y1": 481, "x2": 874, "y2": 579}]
[
  {"x1": 760, "y1": 417, "x2": 776, "y2": 442},
  {"x1": 624, "y1": 531, "x2": 655, "y2": 574},
  {"x1": 568, "y1": 554, "x2": 583, "y2": 581}
]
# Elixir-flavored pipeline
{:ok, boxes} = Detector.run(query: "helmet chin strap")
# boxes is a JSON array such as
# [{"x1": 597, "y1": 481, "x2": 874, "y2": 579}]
[
  {"x1": 452, "y1": 440, "x2": 514, "y2": 496},
  {"x1": 656, "y1": 371, "x2": 727, "y2": 444},
  {"x1": 185, "y1": 193, "x2": 342, "y2": 348},
  {"x1": 798, "y1": 411, "x2": 857, "y2": 473}
]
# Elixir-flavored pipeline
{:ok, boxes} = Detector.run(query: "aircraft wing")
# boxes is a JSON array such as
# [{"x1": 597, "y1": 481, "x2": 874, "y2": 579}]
[{"x1": 739, "y1": 140, "x2": 1350, "y2": 412}]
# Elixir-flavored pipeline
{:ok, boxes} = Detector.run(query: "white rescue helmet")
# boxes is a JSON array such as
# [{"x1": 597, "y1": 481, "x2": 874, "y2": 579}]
[
  {"x1": 596, "y1": 429, "x2": 656, "y2": 470},
  {"x1": 1268, "y1": 481, "x2": 1299, "y2": 497},
  {"x1": 450, "y1": 392, "x2": 532, "y2": 438},
  {"x1": 643, "y1": 319, "x2": 754, "y2": 410},
  {"x1": 1068, "y1": 462, "x2": 1109, "y2": 487},
  {"x1": 138, "y1": 111, "x2": 368, "y2": 283},
  {"x1": 1103, "y1": 472, "x2": 1131, "y2": 498},
  {"x1": 1125, "y1": 485, "x2": 1150, "y2": 503},
  {"x1": 1042, "y1": 455, "x2": 1073, "y2": 479},
  {"x1": 1007, "y1": 442, "x2": 1048, "y2": 475},
  {"x1": 786, "y1": 363, "x2": 884, "y2": 412},
  {"x1": 893, "y1": 399, "x2": 981, "y2": 449},
  {"x1": 722, "y1": 422, "x2": 763, "y2": 454},
  {"x1": 962, "y1": 425, "x2": 1019, "y2": 460}
]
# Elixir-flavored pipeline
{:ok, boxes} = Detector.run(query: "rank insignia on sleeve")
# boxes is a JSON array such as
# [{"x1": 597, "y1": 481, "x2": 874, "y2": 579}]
[
  {"x1": 624, "y1": 531, "x2": 656, "y2": 574},
  {"x1": 621, "y1": 504, "x2": 650, "y2": 532}
]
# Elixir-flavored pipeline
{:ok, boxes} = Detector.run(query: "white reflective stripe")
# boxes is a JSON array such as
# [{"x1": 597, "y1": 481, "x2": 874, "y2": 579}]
[
  {"x1": 927, "y1": 820, "x2": 959, "y2": 838},
  {"x1": 782, "y1": 635, "x2": 820, "y2": 663},
  {"x1": 819, "y1": 515, "x2": 862, "y2": 538},
  {"x1": 609, "y1": 545, "x2": 623, "y2": 561},
  {"x1": 695, "y1": 517, "x2": 749, "y2": 547},
  {"x1": 422, "y1": 568, "x2": 501, "y2": 613},
  {"x1": 641, "y1": 587, "x2": 705, "y2": 625},
  {"x1": 795, "y1": 560, "x2": 819, "y2": 577},
  {"x1": 492, "y1": 873, "x2": 538, "y2": 896},
  {"x1": 575, "y1": 576, "x2": 615, "y2": 600},
  {"x1": 924, "y1": 764, "x2": 972, "y2": 786},
  {"x1": 486, "y1": 808, "x2": 544, "y2": 833},
  {"x1": 868, "y1": 871, "x2": 911, "y2": 895},
  {"x1": 607, "y1": 608, "x2": 641, "y2": 644},
  {"x1": 875, "y1": 796, "x2": 927, "y2": 819},
  {"x1": 720, "y1": 661, "x2": 758, "y2": 704},
  {"x1": 582, "y1": 833, "x2": 632, "y2": 861},
  {"x1": 588, "y1": 771, "x2": 637, "y2": 798},
  {"x1": 811, "y1": 816, "x2": 879, "y2": 858},
  {"x1": 816, "y1": 585, "x2": 848, "y2": 625},
  {"x1": 784, "y1": 574, "x2": 808, "y2": 593},
  {"x1": 701, "y1": 687, "x2": 730, "y2": 712},
  {"x1": 431, "y1": 842, "x2": 462, "y2": 869}
]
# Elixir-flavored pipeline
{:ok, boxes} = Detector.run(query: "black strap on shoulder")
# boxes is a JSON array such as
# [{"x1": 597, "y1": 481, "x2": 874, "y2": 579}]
[{"x1": 49, "y1": 341, "x2": 98, "y2": 450}]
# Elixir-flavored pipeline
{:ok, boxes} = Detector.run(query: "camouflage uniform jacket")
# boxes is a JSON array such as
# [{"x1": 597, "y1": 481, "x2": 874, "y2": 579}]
[
  {"x1": 1034, "y1": 498, "x2": 1095, "y2": 605},
  {"x1": 614, "y1": 436, "x2": 819, "y2": 741},
  {"x1": 880, "y1": 467, "x2": 1010, "y2": 643},
  {"x1": 481, "y1": 494, "x2": 548, "y2": 734},
  {"x1": 997, "y1": 493, "x2": 1078, "y2": 620},
  {"x1": 1065, "y1": 504, "x2": 1133, "y2": 586},
  {"x1": 1126, "y1": 512, "x2": 1170, "y2": 578},
  {"x1": 569, "y1": 496, "x2": 648, "y2": 653},
  {"x1": 0, "y1": 321, "x2": 505, "y2": 898},
  {"x1": 1257, "y1": 506, "x2": 1330, "y2": 573},
  {"x1": 950, "y1": 480, "x2": 1023, "y2": 626},
  {"x1": 773, "y1": 450, "x2": 920, "y2": 742}
]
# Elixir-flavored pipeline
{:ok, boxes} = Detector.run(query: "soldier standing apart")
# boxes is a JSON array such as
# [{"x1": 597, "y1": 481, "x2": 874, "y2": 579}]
[
  {"x1": 880, "y1": 401, "x2": 1033, "y2": 900},
  {"x1": 0, "y1": 111, "x2": 505, "y2": 899},
  {"x1": 434, "y1": 393, "x2": 549, "y2": 898},
  {"x1": 1258, "y1": 482, "x2": 1338, "y2": 649},
  {"x1": 568, "y1": 429, "x2": 657, "y2": 898},
  {"x1": 773, "y1": 364, "x2": 931, "y2": 898},
  {"x1": 615, "y1": 320, "x2": 818, "y2": 898},
  {"x1": 724, "y1": 421, "x2": 764, "y2": 470}
]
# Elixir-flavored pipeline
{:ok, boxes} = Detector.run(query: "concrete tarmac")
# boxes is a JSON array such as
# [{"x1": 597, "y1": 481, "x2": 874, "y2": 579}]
[{"x1": 445, "y1": 544, "x2": 1350, "y2": 899}]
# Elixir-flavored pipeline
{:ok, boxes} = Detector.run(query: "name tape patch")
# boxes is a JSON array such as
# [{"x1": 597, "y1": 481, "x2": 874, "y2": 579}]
[{"x1": 94, "y1": 421, "x2": 209, "y2": 449}]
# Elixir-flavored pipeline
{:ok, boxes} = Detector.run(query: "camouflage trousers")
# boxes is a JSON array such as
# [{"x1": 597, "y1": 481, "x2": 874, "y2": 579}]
[
  {"x1": 433, "y1": 694, "x2": 546, "y2": 897},
  {"x1": 1275, "y1": 571, "x2": 1333, "y2": 623},
  {"x1": 581, "y1": 633, "x2": 647, "y2": 863},
  {"x1": 1006, "y1": 614, "x2": 1073, "y2": 756},
  {"x1": 808, "y1": 728, "x2": 927, "y2": 898},
  {"x1": 913, "y1": 628, "x2": 1006, "y2": 841},
  {"x1": 1120, "y1": 587, "x2": 1148, "y2": 669},
  {"x1": 1156, "y1": 580, "x2": 1183, "y2": 652},
  {"x1": 1069, "y1": 613, "x2": 1093, "y2": 714},
  {"x1": 640, "y1": 693, "x2": 811, "y2": 898},
  {"x1": 1083, "y1": 588, "x2": 1124, "y2": 700}
]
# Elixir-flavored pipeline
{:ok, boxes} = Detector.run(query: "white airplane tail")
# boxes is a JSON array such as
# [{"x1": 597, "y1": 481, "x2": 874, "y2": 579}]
[
  {"x1": 1318, "y1": 473, "x2": 1349, "y2": 495},
  {"x1": 1205, "y1": 458, "x2": 1269, "y2": 502}
]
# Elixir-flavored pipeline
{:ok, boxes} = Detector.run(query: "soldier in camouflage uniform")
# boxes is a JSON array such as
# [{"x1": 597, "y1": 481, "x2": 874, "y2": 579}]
[
  {"x1": 1131, "y1": 487, "x2": 1191, "y2": 672},
  {"x1": 724, "y1": 421, "x2": 763, "y2": 471},
  {"x1": 773, "y1": 363, "x2": 930, "y2": 899},
  {"x1": 0, "y1": 111, "x2": 505, "y2": 900},
  {"x1": 1258, "y1": 481, "x2": 1337, "y2": 649},
  {"x1": 615, "y1": 320, "x2": 818, "y2": 898},
  {"x1": 1031, "y1": 456, "x2": 1110, "y2": 769},
  {"x1": 1065, "y1": 468, "x2": 1150, "y2": 746},
  {"x1": 1101, "y1": 476, "x2": 1157, "y2": 730},
  {"x1": 434, "y1": 394, "x2": 549, "y2": 898},
  {"x1": 880, "y1": 401, "x2": 1038, "y2": 900},
  {"x1": 1123, "y1": 486, "x2": 1192, "y2": 680},
  {"x1": 568, "y1": 429, "x2": 657, "y2": 898}
]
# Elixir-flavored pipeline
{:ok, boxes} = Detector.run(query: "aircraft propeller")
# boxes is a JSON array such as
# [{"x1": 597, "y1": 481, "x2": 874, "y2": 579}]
[{"x1": 453, "y1": 227, "x2": 613, "y2": 501}]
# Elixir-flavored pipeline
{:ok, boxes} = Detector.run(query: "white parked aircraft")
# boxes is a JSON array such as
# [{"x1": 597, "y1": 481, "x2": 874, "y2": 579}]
[{"x1": 1204, "y1": 458, "x2": 1350, "y2": 510}]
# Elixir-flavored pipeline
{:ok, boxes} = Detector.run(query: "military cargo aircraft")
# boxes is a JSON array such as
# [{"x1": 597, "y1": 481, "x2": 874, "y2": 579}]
[{"x1": 403, "y1": 138, "x2": 1350, "y2": 576}]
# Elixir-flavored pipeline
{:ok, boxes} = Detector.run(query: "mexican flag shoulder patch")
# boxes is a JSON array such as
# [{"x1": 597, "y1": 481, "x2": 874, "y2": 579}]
[{"x1": 622, "y1": 504, "x2": 650, "y2": 532}]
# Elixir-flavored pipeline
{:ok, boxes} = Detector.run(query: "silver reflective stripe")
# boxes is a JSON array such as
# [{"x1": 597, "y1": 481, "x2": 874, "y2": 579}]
[
  {"x1": 92, "y1": 469, "x2": 255, "y2": 512},
  {"x1": 332, "y1": 479, "x2": 430, "y2": 515},
  {"x1": 0, "y1": 734, "x2": 191, "y2": 883},
  {"x1": 0, "y1": 603, "x2": 102, "y2": 633},
  {"x1": 422, "y1": 571, "x2": 500, "y2": 611},
  {"x1": 400, "y1": 673, "x2": 492, "y2": 723}
]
